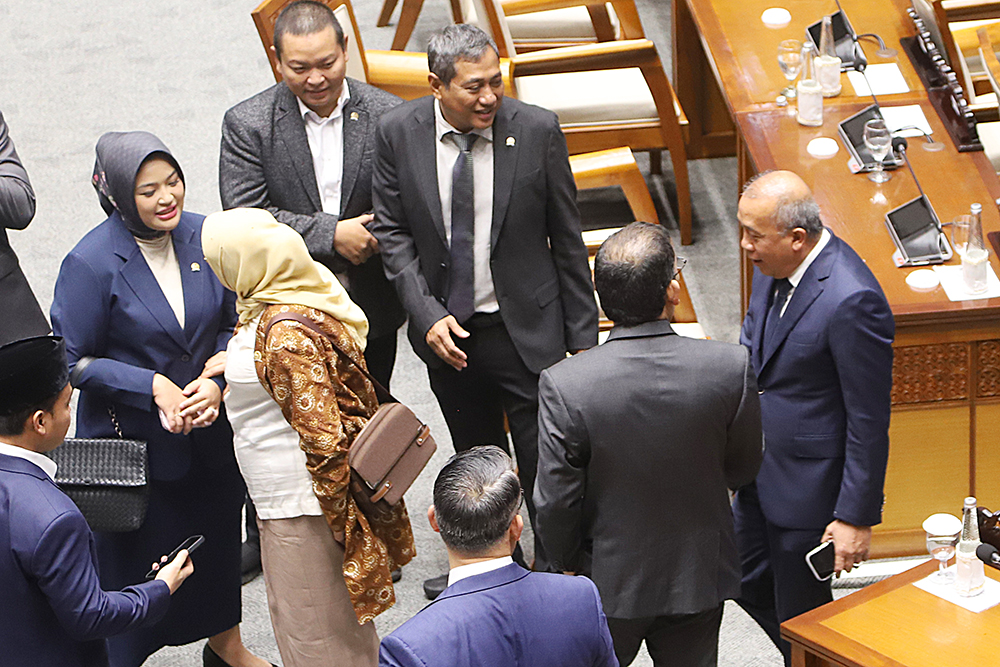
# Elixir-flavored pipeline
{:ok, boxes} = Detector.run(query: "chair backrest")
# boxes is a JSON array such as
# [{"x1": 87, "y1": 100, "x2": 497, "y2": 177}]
[
  {"x1": 466, "y1": 0, "x2": 518, "y2": 58},
  {"x1": 978, "y1": 24, "x2": 1000, "y2": 96},
  {"x1": 252, "y1": 0, "x2": 368, "y2": 84}
]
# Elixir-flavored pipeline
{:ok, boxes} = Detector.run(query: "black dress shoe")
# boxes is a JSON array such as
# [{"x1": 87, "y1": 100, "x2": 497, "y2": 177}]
[
  {"x1": 423, "y1": 573, "x2": 448, "y2": 600},
  {"x1": 241, "y1": 542, "x2": 262, "y2": 585},
  {"x1": 391, "y1": 567, "x2": 402, "y2": 583},
  {"x1": 203, "y1": 643, "x2": 277, "y2": 667}
]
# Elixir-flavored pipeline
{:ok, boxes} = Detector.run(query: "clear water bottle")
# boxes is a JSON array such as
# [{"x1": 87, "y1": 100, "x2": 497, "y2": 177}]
[
  {"x1": 956, "y1": 496, "x2": 985, "y2": 597},
  {"x1": 816, "y1": 15, "x2": 842, "y2": 97},
  {"x1": 962, "y1": 203, "x2": 989, "y2": 294},
  {"x1": 797, "y1": 43, "x2": 823, "y2": 127}
]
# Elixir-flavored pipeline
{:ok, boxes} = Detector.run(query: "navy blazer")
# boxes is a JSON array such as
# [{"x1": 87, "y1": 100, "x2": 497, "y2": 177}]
[
  {"x1": 740, "y1": 230, "x2": 894, "y2": 529},
  {"x1": 50, "y1": 212, "x2": 237, "y2": 481},
  {"x1": 380, "y1": 563, "x2": 618, "y2": 667},
  {"x1": 0, "y1": 454, "x2": 170, "y2": 667}
]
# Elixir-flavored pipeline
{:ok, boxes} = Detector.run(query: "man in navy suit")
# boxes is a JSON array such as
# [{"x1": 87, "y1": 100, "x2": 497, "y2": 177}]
[
  {"x1": 734, "y1": 171, "x2": 894, "y2": 664},
  {"x1": 379, "y1": 446, "x2": 618, "y2": 667},
  {"x1": 0, "y1": 335, "x2": 192, "y2": 667}
]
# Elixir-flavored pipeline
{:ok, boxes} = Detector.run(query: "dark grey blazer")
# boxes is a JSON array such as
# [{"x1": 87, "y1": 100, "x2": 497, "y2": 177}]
[
  {"x1": 0, "y1": 111, "x2": 49, "y2": 344},
  {"x1": 534, "y1": 320, "x2": 763, "y2": 619},
  {"x1": 219, "y1": 79, "x2": 405, "y2": 338},
  {"x1": 371, "y1": 96, "x2": 598, "y2": 373}
]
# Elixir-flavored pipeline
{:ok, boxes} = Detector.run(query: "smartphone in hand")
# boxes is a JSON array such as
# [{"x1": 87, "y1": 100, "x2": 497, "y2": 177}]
[
  {"x1": 805, "y1": 540, "x2": 836, "y2": 581},
  {"x1": 146, "y1": 535, "x2": 204, "y2": 580}
]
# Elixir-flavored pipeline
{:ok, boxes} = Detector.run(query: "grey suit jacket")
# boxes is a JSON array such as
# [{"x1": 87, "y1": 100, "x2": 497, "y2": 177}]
[
  {"x1": 219, "y1": 79, "x2": 405, "y2": 338},
  {"x1": 371, "y1": 96, "x2": 598, "y2": 373},
  {"x1": 534, "y1": 320, "x2": 763, "y2": 619},
  {"x1": 0, "y1": 110, "x2": 49, "y2": 344}
]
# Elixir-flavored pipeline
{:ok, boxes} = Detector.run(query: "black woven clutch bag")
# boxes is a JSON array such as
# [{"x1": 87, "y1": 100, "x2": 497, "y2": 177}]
[{"x1": 48, "y1": 406, "x2": 149, "y2": 533}]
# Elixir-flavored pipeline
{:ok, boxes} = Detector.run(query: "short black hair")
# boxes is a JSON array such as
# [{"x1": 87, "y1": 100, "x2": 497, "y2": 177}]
[
  {"x1": 273, "y1": 0, "x2": 345, "y2": 61},
  {"x1": 595, "y1": 222, "x2": 676, "y2": 326},
  {"x1": 427, "y1": 24, "x2": 498, "y2": 86},
  {"x1": 433, "y1": 446, "x2": 521, "y2": 555},
  {"x1": 0, "y1": 391, "x2": 60, "y2": 437}
]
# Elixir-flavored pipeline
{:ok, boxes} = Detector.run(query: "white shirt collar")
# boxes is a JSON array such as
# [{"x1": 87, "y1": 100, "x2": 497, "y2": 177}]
[
  {"x1": 434, "y1": 99, "x2": 493, "y2": 144},
  {"x1": 788, "y1": 227, "x2": 831, "y2": 288},
  {"x1": 297, "y1": 80, "x2": 351, "y2": 122},
  {"x1": 447, "y1": 555, "x2": 513, "y2": 588},
  {"x1": 0, "y1": 441, "x2": 57, "y2": 480}
]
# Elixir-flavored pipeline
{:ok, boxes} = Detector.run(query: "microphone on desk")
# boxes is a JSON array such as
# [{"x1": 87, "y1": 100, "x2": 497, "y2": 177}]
[{"x1": 977, "y1": 543, "x2": 1000, "y2": 567}]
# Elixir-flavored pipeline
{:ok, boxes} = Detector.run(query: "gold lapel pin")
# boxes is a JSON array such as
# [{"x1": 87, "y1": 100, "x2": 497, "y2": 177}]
[
  {"x1": 190, "y1": 262, "x2": 201, "y2": 272},
  {"x1": 350, "y1": 111, "x2": 359, "y2": 121},
  {"x1": 506, "y1": 136, "x2": 516, "y2": 147}
]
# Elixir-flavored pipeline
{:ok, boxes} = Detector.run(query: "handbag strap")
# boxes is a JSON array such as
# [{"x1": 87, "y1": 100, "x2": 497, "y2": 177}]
[
  {"x1": 71, "y1": 356, "x2": 129, "y2": 440},
  {"x1": 263, "y1": 312, "x2": 394, "y2": 405}
]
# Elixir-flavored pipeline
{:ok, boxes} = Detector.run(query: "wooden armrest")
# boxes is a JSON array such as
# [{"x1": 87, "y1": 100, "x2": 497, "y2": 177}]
[
  {"x1": 365, "y1": 51, "x2": 431, "y2": 100},
  {"x1": 952, "y1": 20, "x2": 1000, "y2": 51},
  {"x1": 978, "y1": 25, "x2": 1000, "y2": 92},
  {"x1": 941, "y1": 0, "x2": 1000, "y2": 21},
  {"x1": 511, "y1": 39, "x2": 658, "y2": 76},
  {"x1": 502, "y1": 0, "x2": 605, "y2": 15}
]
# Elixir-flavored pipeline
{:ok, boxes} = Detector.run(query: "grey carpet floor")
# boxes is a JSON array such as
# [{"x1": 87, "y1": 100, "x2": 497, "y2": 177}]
[{"x1": 0, "y1": 0, "x2": 805, "y2": 664}]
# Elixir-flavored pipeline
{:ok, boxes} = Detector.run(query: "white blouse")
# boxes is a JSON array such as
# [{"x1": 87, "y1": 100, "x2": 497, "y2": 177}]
[
  {"x1": 135, "y1": 234, "x2": 185, "y2": 329},
  {"x1": 224, "y1": 316, "x2": 322, "y2": 520}
]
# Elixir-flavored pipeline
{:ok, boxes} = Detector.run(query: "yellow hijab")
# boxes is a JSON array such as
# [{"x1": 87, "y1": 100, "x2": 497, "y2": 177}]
[{"x1": 201, "y1": 208, "x2": 369, "y2": 350}]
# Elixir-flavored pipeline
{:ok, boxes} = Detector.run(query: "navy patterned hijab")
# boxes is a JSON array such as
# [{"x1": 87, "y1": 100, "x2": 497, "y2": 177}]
[{"x1": 92, "y1": 131, "x2": 185, "y2": 240}]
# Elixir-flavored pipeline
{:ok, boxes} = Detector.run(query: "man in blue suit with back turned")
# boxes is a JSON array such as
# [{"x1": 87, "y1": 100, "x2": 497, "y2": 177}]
[
  {"x1": 380, "y1": 446, "x2": 617, "y2": 667},
  {"x1": 734, "y1": 170, "x2": 894, "y2": 665}
]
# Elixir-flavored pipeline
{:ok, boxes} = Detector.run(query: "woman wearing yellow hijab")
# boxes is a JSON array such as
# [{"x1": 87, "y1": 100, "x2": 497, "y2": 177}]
[{"x1": 203, "y1": 209, "x2": 414, "y2": 667}]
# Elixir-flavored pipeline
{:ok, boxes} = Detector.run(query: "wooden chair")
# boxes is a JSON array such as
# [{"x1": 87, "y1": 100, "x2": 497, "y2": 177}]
[
  {"x1": 382, "y1": 0, "x2": 639, "y2": 53},
  {"x1": 252, "y1": 0, "x2": 437, "y2": 100},
  {"x1": 975, "y1": 25, "x2": 1000, "y2": 169}
]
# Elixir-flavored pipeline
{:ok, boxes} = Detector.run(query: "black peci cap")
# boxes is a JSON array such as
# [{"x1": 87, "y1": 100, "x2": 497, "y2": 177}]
[{"x1": 0, "y1": 336, "x2": 70, "y2": 416}]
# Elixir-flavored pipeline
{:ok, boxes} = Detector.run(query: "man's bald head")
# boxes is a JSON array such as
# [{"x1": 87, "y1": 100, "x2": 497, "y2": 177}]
[{"x1": 741, "y1": 170, "x2": 823, "y2": 240}]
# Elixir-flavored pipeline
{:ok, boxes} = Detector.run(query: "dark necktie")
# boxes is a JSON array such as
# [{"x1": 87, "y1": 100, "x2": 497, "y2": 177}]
[
  {"x1": 763, "y1": 278, "x2": 792, "y2": 347},
  {"x1": 447, "y1": 132, "x2": 478, "y2": 324}
]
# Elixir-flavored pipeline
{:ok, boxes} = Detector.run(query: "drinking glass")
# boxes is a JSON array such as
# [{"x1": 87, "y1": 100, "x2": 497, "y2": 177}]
[
  {"x1": 923, "y1": 513, "x2": 962, "y2": 584},
  {"x1": 950, "y1": 215, "x2": 971, "y2": 258},
  {"x1": 864, "y1": 119, "x2": 892, "y2": 183},
  {"x1": 778, "y1": 40, "x2": 803, "y2": 99}
]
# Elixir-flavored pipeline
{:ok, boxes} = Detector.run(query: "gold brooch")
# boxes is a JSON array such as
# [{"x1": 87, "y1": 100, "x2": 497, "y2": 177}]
[
  {"x1": 506, "y1": 136, "x2": 516, "y2": 147},
  {"x1": 350, "y1": 111, "x2": 359, "y2": 121},
  {"x1": 190, "y1": 262, "x2": 201, "y2": 272}
]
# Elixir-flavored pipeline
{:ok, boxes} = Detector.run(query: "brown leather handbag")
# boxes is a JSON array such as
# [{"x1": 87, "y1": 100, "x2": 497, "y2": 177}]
[{"x1": 264, "y1": 312, "x2": 435, "y2": 509}]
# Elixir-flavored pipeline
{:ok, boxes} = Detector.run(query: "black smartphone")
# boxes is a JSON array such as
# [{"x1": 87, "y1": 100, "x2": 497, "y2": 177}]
[
  {"x1": 806, "y1": 540, "x2": 836, "y2": 581},
  {"x1": 145, "y1": 534, "x2": 204, "y2": 580}
]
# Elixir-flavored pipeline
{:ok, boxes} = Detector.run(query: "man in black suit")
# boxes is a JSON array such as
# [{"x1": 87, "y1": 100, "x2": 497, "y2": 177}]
[
  {"x1": 219, "y1": 0, "x2": 405, "y2": 581},
  {"x1": 372, "y1": 24, "x2": 598, "y2": 595},
  {"x1": 220, "y1": 0, "x2": 404, "y2": 389},
  {"x1": 0, "y1": 111, "x2": 49, "y2": 345},
  {"x1": 534, "y1": 222, "x2": 763, "y2": 667}
]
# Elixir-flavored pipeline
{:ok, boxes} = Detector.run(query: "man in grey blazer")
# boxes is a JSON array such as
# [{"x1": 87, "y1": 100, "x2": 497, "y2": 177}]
[
  {"x1": 0, "y1": 110, "x2": 49, "y2": 345},
  {"x1": 534, "y1": 223, "x2": 763, "y2": 667},
  {"x1": 372, "y1": 24, "x2": 598, "y2": 594},
  {"x1": 220, "y1": 0, "x2": 404, "y2": 390}
]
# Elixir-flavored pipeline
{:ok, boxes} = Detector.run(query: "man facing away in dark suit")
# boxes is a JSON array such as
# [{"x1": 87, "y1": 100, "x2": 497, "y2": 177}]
[
  {"x1": 734, "y1": 170, "x2": 894, "y2": 665},
  {"x1": 220, "y1": 0, "x2": 404, "y2": 390},
  {"x1": 534, "y1": 222, "x2": 763, "y2": 667},
  {"x1": 220, "y1": 0, "x2": 406, "y2": 580},
  {"x1": 0, "y1": 110, "x2": 50, "y2": 345},
  {"x1": 371, "y1": 24, "x2": 598, "y2": 596},
  {"x1": 0, "y1": 335, "x2": 193, "y2": 667},
  {"x1": 380, "y1": 446, "x2": 618, "y2": 667}
]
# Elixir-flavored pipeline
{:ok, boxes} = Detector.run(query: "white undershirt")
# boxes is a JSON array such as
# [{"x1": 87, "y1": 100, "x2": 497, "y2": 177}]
[
  {"x1": 135, "y1": 234, "x2": 185, "y2": 329},
  {"x1": 0, "y1": 441, "x2": 58, "y2": 480},
  {"x1": 779, "y1": 228, "x2": 831, "y2": 317},
  {"x1": 223, "y1": 317, "x2": 323, "y2": 520},
  {"x1": 447, "y1": 555, "x2": 513, "y2": 588},
  {"x1": 298, "y1": 81, "x2": 350, "y2": 218},
  {"x1": 434, "y1": 100, "x2": 499, "y2": 314}
]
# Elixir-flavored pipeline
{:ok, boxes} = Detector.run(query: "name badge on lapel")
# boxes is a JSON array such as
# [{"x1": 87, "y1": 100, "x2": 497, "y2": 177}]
[
  {"x1": 506, "y1": 136, "x2": 516, "y2": 147},
  {"x1": 190, "y1": 262, "x2": 201, "y2": 272}
]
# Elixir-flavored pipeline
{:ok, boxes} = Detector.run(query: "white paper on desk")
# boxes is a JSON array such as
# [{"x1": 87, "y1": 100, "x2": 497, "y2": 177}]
[
  {"x1": 912, "y1": 566, "x2": 1000, "y2": 613},
  {"x1": 879, "y1": 105, "x2": 934, "y2": 137},
  {"x1": 847, "y1": 64, "x2": 910, "y2": 96},
  {"x1": 932, "y1": 264, "x2": 1000, "y2": 301}
]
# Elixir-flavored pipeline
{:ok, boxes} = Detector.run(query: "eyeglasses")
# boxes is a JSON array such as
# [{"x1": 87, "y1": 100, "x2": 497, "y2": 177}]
[{"x1": 673, "y1": 256, "x2": 688, "y2": 279}]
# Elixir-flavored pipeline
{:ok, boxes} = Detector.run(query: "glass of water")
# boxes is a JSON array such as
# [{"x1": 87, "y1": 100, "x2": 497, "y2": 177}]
[
  {"x1": 864, "y1": 119, "x2": 892, "y2": 183},
  {"x1": 923, "y1": 513, "x2": 962, "y2": 583},
  {"x1": 778, "y1": 40, "x2": 803, "y2": 99},
  {"x1": 950, "y1": 215, "x2": 971, "y2": 258}
]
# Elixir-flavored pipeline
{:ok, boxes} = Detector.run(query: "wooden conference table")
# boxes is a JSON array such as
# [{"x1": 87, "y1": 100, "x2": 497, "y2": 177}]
[
  {"x1": 675, "y1": 0, "x2": 1000, "y2": 556},
  {"x1": 781, "y1": 559, "x2": 1000, "y2": 666}
]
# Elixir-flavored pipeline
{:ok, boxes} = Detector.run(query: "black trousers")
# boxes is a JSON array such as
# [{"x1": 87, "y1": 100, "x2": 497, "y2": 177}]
[
  {"x1": 426, "y1": 314, "x2": 547, "y2": 570},
  {"x1": 607, "y1": 604, "x2": 724, "y2": 667},
  {"x1": 732, "y1": 482, "x2": 832, "y2": 666}
]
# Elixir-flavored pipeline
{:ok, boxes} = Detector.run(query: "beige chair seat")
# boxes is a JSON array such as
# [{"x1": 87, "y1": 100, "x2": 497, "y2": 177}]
[
  {"x1": 516, "y1": 68, "x2": 657, "y2": 126},
  {"x1": 976, "y1": 121, "x2": 1000, "y2": 170},
  {"x1": 506, "y1": 5, "x2": 620, "y2": 40}
]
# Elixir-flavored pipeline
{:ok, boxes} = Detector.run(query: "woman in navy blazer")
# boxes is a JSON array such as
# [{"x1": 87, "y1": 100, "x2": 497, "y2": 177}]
[{"x1": 51, "y1": 133, "x2": 270, "y2": 667}]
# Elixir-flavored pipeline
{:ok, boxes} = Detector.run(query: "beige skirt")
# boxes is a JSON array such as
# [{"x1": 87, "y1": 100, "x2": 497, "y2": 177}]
[{"x1": 258, "y1": 515, "x2": 379, "y2": 667}]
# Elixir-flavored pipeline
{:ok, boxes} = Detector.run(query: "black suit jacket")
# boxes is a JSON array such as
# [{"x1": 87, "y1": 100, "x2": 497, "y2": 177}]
[
  {"x1": 0, "y1": 111, "x2": 49, "y2": 344},
  {"x1": 535, "y1": 320, "x2": 763, "y2": 618},
  {"x1": 371, "y1": 96, "x2": 597, "y2": 372},
  {"x1": 219, "y1": 79, "x2": 405, "y2": 338}
]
